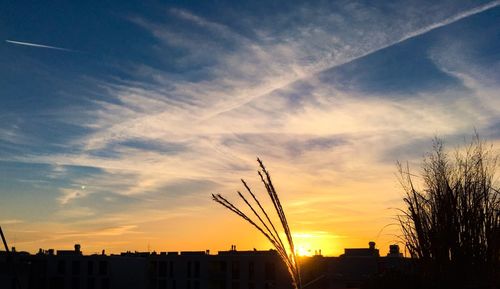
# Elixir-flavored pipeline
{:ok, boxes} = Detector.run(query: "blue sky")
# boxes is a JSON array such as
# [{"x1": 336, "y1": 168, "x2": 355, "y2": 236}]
[{"x1": 0, "y1": 0, "x2": 499, "y2": 255}]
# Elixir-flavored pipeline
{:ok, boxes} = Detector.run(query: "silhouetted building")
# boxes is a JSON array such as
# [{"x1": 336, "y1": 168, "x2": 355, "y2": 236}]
[
  {"x1": 0, "y1": 242, "x2": 407, "y2": 289},
  {"x1": 146, "y1": 249, "x2": 292, "y2": 289},
  {"x1": 386, "y1": 244, "x2": 403, "y2": 258}
]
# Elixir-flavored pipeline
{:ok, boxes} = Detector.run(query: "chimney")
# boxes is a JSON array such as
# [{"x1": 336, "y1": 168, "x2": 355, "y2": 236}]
[
  {"x1": 369, "y1": 241, "x2": 376, "y2": 250},
  {"x1": 388, "y1": 244, "x2": 402, "y2": 257}
]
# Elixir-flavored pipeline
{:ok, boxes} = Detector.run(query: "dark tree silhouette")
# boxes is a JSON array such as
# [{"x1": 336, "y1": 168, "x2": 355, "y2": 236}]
[{"x1": 397, "y1": 135, "x2": 499, "y2": 288}]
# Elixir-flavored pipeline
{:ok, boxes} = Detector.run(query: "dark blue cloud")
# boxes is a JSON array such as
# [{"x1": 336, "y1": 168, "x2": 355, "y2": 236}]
[
  {"x1": 64, "y1": 177, "x2": 221, "y2": 216},
  {"x1": 0, "y1": 161, "x2": 103, "y2": 220},
  {"x1": 120, "y1": 139, "x2": 187, "y2": 154},
  {"x1": 222, "y1": 133, "x2": 347, "y2": 158},
  {"x1": 431, "y1": 6, "x2": 500, "y2": 85},
  {"x1": 316, "y1": 5, "x2": 499, "y2": 97},
  {"x1": 85, "y1": 139, "x2": 187, "y2": 159},
  {"x1": 318, "y1": 32, "x2": 463, "y2": 96},
  {"x1": 483, "y1": 119, "x2": 500, "y2": 139}
]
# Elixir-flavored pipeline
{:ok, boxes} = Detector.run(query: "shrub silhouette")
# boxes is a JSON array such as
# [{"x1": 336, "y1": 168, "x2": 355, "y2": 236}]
[{"x1": 397, "y1": 135, "x2": 499, "y2": 288}]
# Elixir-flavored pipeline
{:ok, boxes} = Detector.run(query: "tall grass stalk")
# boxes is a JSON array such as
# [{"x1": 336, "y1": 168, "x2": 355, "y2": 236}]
[{"x1": 212, "y1": 158, "x2": 301, "y2": 289}]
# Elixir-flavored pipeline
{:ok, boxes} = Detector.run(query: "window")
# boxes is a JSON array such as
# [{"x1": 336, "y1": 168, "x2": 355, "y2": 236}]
[
  {"x1": 231, "y1": 262, "x2": 240, "y2": 279},
  {"x1": 194, "y1": 261, "x2": 200, "y2": 278},
  {"x1": 264, "y1": 262, "x2": 275, "y2": 280},
  {"x1": 220, "y1": 261, "x2": 227, "y2": 273},
  {"x1": 248, "y1": 262, "x2": 254, "y2": 280},
  {"x1": 187, "y1": 261, "x2": 192, "y2": 278},
  {"x1": 169, "y1": 261, "x2": 174, "y2": 277},
  {"x1": 57, "y1": 260, "x2": 66, "y2": 275},
  {"x1": 87, "y1": 277, "x2": 95, "y2": 289},
  {"x1": 159, "y1": 261, "x2": 167, "y2": 277},
  {"x1": 151, "y1": 261, "x2": 157, "y2": 276},
  {"x1": 72, "y1": 277, "x2": 80, "y2": 289},
  {"x1": 72, "y1": 260, "x2": 81, "y2": 275},
  {"x1": 87, "y1": 261, "x2": 94, "y2": 275},
  {"x1": 50, "y1": 277, "x2": 64, "y2": 289},
  {"x1": 99, "y1": 261, "x2": 108, "y2": 275},
  {"x1": 101, "y1": 278, "x2": 110, "y2": 289}
]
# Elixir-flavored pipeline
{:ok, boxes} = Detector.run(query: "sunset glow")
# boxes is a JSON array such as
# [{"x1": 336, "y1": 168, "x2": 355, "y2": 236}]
[{"x1": 0, "y1": 0, "x2": 499, "y2": 258}]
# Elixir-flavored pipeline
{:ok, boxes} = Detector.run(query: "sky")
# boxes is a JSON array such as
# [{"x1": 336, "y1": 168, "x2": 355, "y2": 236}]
[{"x1": 0, "y1": 0, "x2": 499, "y2": 257}]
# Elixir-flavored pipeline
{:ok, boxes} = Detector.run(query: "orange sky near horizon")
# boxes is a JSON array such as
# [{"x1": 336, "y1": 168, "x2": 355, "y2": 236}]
[
  {"x1": 1, "y1": 0, "x2": 499, "y2": 260},
  {"x1": 2, "y1": 159, "x2": 408, "y2": 257}
]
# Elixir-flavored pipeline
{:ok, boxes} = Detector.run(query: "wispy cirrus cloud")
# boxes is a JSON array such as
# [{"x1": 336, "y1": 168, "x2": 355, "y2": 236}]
[
  {"x1": 19, "y1": 2, "x2": 499, "y2": 200},
  {"x1": 2, "y1": 0, "x2": 499, "y2": 255},
  {"x1": 0, "y1": 219, "x2": 24, "y2": 225}
]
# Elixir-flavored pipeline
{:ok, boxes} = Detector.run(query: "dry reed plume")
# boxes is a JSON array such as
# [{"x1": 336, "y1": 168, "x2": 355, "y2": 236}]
[{"x1": 212, "y1": 158, "x2": 301, "y2": 289}]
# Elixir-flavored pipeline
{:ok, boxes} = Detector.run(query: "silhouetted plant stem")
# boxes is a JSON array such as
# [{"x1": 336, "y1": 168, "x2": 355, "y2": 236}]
[{"x1": 212, "y1": 158, "x2": 301, "y2": 289}]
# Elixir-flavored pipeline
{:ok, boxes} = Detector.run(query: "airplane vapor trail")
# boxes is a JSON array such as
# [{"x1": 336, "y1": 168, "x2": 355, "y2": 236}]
[
  {"x1": 389, "y1": 0, "x2": 500, "y2": 48},
  {"x1": 5, "y1": 40, "x2": 76, "y2": 52},
  {"x1": 318, "y1": 1, "x2": 500, "y2": 81},
  {"x1": 204, "y1": 0, "x2": 500, "y2": 120}
]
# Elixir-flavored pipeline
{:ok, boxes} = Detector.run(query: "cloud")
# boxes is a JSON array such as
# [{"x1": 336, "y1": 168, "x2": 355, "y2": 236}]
[
  {"x1": 292, "y1": 231, "x2": 345, "y2": 239},
  {"x1": 53, "y1": 206, "x2": 95, "y2": 219},
  {"x1": 398, "y1": 1, "x2": 500, "y2": 43},
  {"x1": 199, "y1": 1, "x2": 500, "y2": 119},
  {"x1": 2, "y1": 1, "x2": 499, "y2": 255},
  {"x1": 58, "y1": 225, "x2": 140, "y2": 238},
  {"x1": 10, "y1": 1, "x2": 497, "y2": 209},
  {"x1": 0, "y1": 219, "x2": 24, "y2": 225},
  {"x1": 169, "y1": 8, "x2": 249, "y2": 43}
]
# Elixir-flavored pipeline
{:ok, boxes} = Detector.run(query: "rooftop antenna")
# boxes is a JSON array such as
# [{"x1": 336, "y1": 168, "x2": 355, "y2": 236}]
[{"x1": 0, "y1": 226, "x2": 22, "y2": 289}]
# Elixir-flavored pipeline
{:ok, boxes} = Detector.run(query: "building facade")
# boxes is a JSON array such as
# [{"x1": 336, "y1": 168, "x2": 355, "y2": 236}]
[{"x1": 0, "y1": 242, "x2": 406, "y2": 289}]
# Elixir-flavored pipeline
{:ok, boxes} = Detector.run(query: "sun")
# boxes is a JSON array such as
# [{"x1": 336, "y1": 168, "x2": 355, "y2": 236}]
[{"x1": 296, "y1": 245, "x2": 311, "y2": 257}]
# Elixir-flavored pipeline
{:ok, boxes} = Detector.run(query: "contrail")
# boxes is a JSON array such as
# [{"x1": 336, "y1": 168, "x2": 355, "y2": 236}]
[
  {"x1": 317, "y1": 1, "x2": 500, "y2": 81},
  {"x1": 5, "y1": 39, "x2": 76, "y2": 52},
  {"x1": 382, "y1": 0, "x2": 500, "y2": 51},
  {"x1": 204, "y1": 0, "x2": 500, "y2": 120}
]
